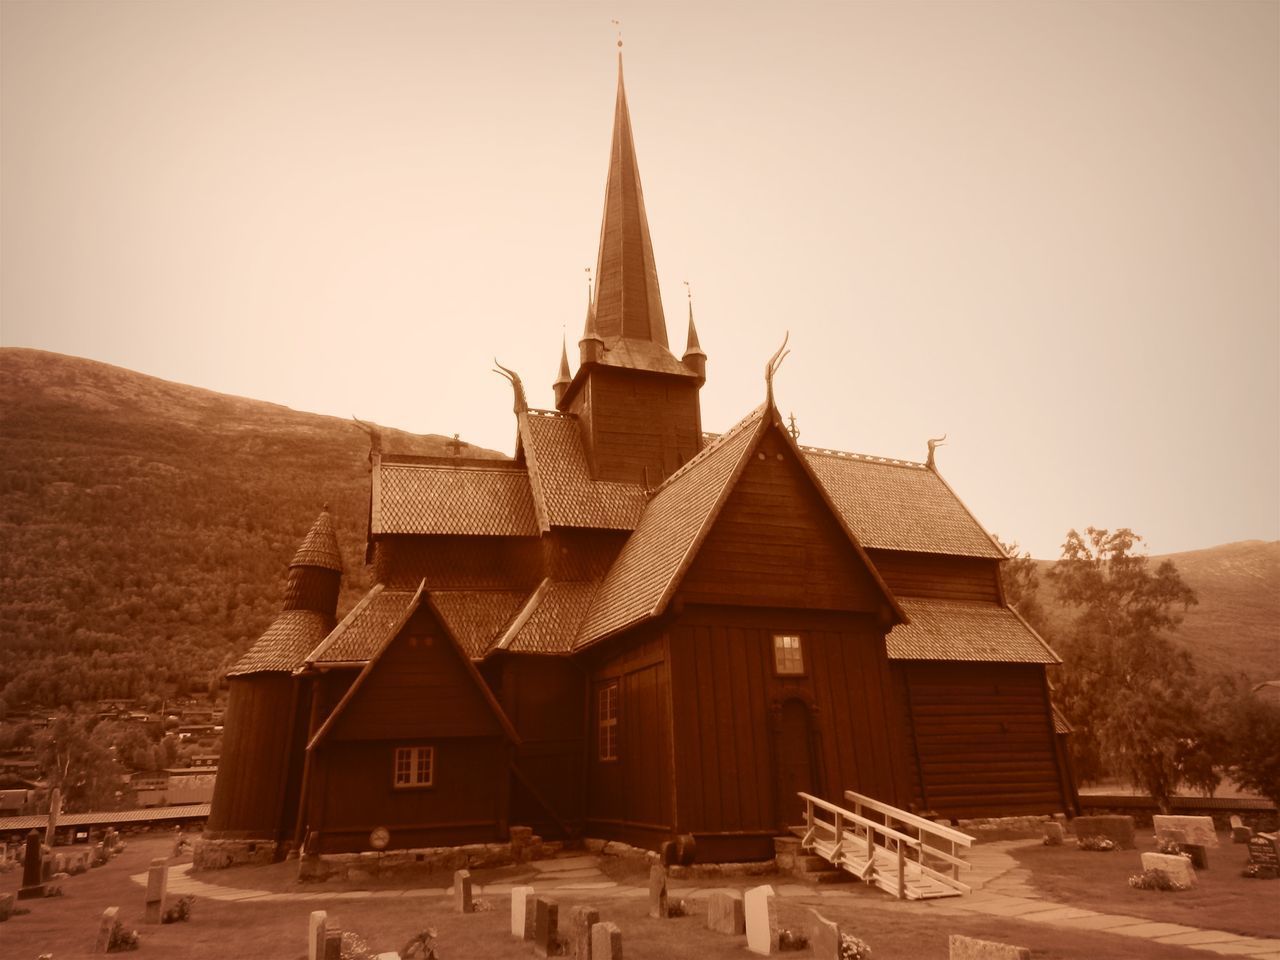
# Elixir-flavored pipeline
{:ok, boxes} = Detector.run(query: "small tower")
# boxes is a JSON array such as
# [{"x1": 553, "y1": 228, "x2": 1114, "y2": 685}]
[
  {"x1": 682, "y1": 297, "x2": 707, "y2": 385},
  {"x1": 553, "y1": 336, "x2": 573, "y2": 406},
  {"x1": 282, "y1": 506, "x2": 343, "y2": 621},
  {"x1": 579, "y1": 296, "x2": 605, "y2": 366}
]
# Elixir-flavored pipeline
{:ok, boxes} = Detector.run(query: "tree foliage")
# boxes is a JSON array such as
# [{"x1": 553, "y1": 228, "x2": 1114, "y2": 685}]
[{"x1": 33, "y1": 712, "x2": 126, "y2": 812}]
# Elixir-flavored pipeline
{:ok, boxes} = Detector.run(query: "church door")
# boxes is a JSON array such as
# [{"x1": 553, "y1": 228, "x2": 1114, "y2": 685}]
[{"x1": 775, "y1": 699, "x2": 817, "y2": 829}]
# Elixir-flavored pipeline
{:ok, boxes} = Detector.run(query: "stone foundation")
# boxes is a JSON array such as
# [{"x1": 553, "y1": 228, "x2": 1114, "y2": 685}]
[
  {"x1": 296, "y1": 837, "x2": 565, "y2": 884},
  {"x1": 956, "y1": 816, "x2": 1057, "y2": 843},
  {"x1": 192, "y1": 838, "x2": 279, "y2": 870}
]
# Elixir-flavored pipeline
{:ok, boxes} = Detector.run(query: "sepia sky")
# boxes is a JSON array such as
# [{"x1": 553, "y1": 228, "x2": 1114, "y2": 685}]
[{"x1": 2, "y1": 0, "x2": 1277, "y2": 559}]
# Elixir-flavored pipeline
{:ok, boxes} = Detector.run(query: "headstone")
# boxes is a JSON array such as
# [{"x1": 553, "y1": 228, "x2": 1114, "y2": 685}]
[
  {"x1": 1183, "y1": 843, "x2": 1209, "y2": 869},
  {"x1": 145, "y1": 858, "x2": 169, "y2": 923},
  {"x1": 511, "y1": 885, "x2": 536, "y2": 938},
  {"x1": 1140, "y1": 851, "x2": 1197, "y2": 887},
  {"x1": 533, "y1": 897, "x2": 559, "y2": 959},
  {"x1": 374, "y1": 954, "x2": 401, "y2": 960},
  {"x1": 707, "y1": 890, "x2": 745, "y2": 935},
  {"x1": 0, "y1": 892, "x2": 15, "y2": 922},
  {"x1": 591, "y1": 921, "x2": 622, "y2": 960},
  {"x1": 1153, "y1": 815, "x2": 1218, "y2": 848},
  {"x1": 1247, "y1": 833, "x2": 1280, "y2": 877},
  {"x1": 309, "y1": 910, "x2": 329, "y2": 960},
  {"x1": 1072, "y1": 815, "x2": 1134, "y2": 849},
  {"x1": 807, "y1": 909, "x2": 842, "y2": 960},
  {"x1": 744, "y1": 884, "x2": 778, "y2": 955},
  {"x1": 453, "y1": 868, "x2": 474, "y2": 913},
  {"x1": 648, "y1": 864, "x2": 669, "y2": 919},
  {"x1": 18, "y1": 830, "x2": 45, "y2": 899},
  {"x1": 1230, "y1": 816, "x2": 1253, "y2": 843},
  {"x1": 569, "y1": 905, "x2": 599, "y2": 959},
  {"x1": 95, "y1": 906, "x2": 120, "y2": 953},
  {"x1": 948, "y1": 934, "x2": 1031, "y2": 959},
  {"x1": 1042, "y1": 822, "x2": 1064, "y2": 845},
  {"x1": 324, "y1": 928, "x2": 342, "y2": 960}
]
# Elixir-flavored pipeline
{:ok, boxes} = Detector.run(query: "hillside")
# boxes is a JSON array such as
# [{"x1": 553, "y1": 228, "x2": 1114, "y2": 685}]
[
  {"x1": 1031, "y1": 540, "x2": 1280, "y2": 684},
  {"x1": 0, "y1": 348, "x2": 502, "y2": 709}
]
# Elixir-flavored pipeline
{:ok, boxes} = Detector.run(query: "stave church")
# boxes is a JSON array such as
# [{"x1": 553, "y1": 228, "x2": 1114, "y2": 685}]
[{"x1": 206, "y1": 53, "x2": 1077, "y2": 865}]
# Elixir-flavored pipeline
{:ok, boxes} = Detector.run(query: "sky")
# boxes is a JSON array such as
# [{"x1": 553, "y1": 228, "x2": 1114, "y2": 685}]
[{"x1": 2, "y1": 0, "x2": 1277, "y2": 559}]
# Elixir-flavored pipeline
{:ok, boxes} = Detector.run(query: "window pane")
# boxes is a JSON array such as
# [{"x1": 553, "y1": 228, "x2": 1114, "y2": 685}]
[{"x1": 774, "y1": 635, "x2": 804, "y2": 674}]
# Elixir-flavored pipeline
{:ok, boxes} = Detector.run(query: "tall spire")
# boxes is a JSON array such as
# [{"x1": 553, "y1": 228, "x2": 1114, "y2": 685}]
[
  {"x1": 553, "y1": 334, "x2": 572, "y2": 405},
  {"x1": 682, "y1": 287, "x2": 706, "y2": 383},
  {"x1": 592, "y1": 52, "x2": 668, "y2": 347}
]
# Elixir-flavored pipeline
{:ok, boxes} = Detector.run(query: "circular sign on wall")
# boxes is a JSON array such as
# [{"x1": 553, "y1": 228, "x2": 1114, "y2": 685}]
[{"x1": 369, "y1": 826, "x2": 390, "y2": 851}]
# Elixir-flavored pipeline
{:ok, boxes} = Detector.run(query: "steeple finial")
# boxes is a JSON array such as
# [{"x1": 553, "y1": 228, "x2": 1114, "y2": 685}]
[
  {"x1": 764, "y1": 332, "x2": 790, "y2": 406},
  {"x1": 553, "y1": 334, "x2": 572, "y2": 405},
  {"x1": 926, "y1": 434, "x2": 947, "y2": 470},
  {"x1": 681, "y1": 281, "x2": 707, "y2": 382}
]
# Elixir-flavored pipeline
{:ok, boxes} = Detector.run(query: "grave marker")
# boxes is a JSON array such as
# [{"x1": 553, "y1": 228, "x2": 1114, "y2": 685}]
[
  {"x1": 569, "y1": 904, "x2": 599, "y2": 959},
  {"x1": 808, "y1": 909, "x2": 842, "y2": 960},
  {"x1": 0, "y1": 892, "x2": 15, "y2": 922},
  {"x1": 1042, "y1": 822, "x2": 1064, "y2": 845},
  {"x1": 18, "y1": 830, "x2": 45, "y2": 900},
  {"x1": 309, "y1": 910, "x2": 329, "y2": 960},
  {"x1": 534, "y1": 896, "x2": 559, "y2": 959},
  {"x1": 1230, "y1": 816, "x2": 1253, "y2": 843},
  {"x1": 744, "y1": 884, "x2": 778, "y2": 955},
  {"x1": 648, "y1": 864, "x2": 669, "y2": 919},
  {"x1": 707, "y1": 890, "x2": 745, "y2": 935},
  {"x1": 1140, "y1": 852, "x2": 1197, "y2": 887},
  {"x1": 511, "y1": 884, "x2": 535, "y2": 939},
  {"x1": 324, "y1": 928, "x2": 342, "y2": 960},
  {"x1": 591, "y1": 921, "x2": 622, "y2": 960},
  {"x1": 1247, "y1": 833, "x2": 1279, "y2": 878},
  {"x1": 453, "y1": 868, "x2": 473, "y2": 913},
  {"x1": 1072, "y1": 815, "x2": 1134, "y2": 849},
  {"x1": 145, "y1": 858, "x2": 169, "y2": 923},
  {"x1": 1153, "y1": 815, "x2": 1218, "y2": 847},
  {"x1": 95, "y1": 906, "x2": 120, "y2": 954}
]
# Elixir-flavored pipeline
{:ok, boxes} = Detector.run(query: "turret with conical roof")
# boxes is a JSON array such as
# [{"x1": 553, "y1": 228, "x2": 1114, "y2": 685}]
[
  {"x1": 553, "y1": 336, "x2": 573, "y2": 406},
  {"x1": 682, "y1": 299, "x2": 707, "y2": 384},
  {"x1": 281, "y1": 505, "x2": 343, "y2": 621},
  {"x1": 556, "y1": 52, "x2": 705, "y2": 484}
]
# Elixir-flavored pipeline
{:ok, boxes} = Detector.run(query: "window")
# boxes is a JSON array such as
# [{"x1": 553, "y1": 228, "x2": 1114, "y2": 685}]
[
  {"x1": 773, "y1": 634, "x2": 805, "y2": 675},
  {"x1": 393, "y1": 746, "x2": 434, "y2": 788},
  {"x1": 598, "y1": 681, "x2": 619, "y2": 761}
]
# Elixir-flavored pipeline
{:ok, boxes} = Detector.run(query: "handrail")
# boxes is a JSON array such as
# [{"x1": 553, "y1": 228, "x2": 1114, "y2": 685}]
[
  {"x1": 843, "y1": 790, "x2": 974, "y2": 847},
  {"x1": 799, "y1": 793, "x2": 920, "y2": 848}
]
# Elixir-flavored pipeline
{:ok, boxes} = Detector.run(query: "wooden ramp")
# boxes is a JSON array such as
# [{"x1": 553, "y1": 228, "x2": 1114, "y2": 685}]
[{"x1": 797, "y1": 791, "x2": 975, "y2": 900}]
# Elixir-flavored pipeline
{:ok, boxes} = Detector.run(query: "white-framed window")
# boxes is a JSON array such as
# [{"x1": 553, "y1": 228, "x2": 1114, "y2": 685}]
[
  {"x1": 773, "y1": 634, "x2": 805, "y2": 676},
  {"x1": 393, "y1": 745, "x2": 434, "y2": 788},
  {"x1": 598, "y1": 681, "x2": 619, "y2": 762}
]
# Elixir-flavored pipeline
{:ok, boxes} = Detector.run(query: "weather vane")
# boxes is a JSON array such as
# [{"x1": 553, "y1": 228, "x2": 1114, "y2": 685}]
[
  {"x1": 787, "y1": 413, "x2": 800, "y2": 441},
  {"x1": 612, "y1": 19, "x2": 622, "y2": 48},
  {"x1": 683, "y1": 280, "x2": 692, "y2": 302},
  {"x1": 585, "y1": 266, "x2": 594, "y2": 302}
]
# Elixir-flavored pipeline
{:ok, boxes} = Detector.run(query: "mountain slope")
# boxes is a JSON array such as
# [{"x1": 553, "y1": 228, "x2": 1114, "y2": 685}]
[{"x1": 0, "y1": 348, "x2": 501, "y2": 708}]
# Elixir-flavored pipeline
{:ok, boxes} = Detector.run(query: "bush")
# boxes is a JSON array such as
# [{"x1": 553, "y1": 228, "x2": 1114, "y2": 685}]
[
  {"x1": 108, "y1": 920, "x2": 139, "y2": 951},
  {"x1": 1128, "y1": 868, "x2": 1186, "y2": 891},
  {"x1": 840, "y1": 932, "x2": 874, "y2": 959},
  {"x1": 1077, "y1": 836, "x2": 1116, "y2": 852},
  {"x1": 162, "y1": 895, "x2": 193, "y2": 923}
]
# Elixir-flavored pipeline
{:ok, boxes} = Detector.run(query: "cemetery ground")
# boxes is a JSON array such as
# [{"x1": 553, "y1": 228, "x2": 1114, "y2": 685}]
[{"x1": 2, "y1": 831, "x2": 1277, "y2": 959}]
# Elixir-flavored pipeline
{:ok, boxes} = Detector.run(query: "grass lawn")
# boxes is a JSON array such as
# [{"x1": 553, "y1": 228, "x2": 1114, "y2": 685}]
[
  {"x1": 1011, "y1": 829, "x2": 1280, "y2": 939},
  {"x1": 0, "y1": 831, "x2": 1261, "y2": 959}
]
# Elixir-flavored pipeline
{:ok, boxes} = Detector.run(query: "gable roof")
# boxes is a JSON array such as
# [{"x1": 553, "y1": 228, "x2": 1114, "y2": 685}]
[
  {"x1": 373, "y1": 457, "x2": 539, "y2": 537},
  {"x1": 804, "y1": 450, "x2": 1005, "y2": 559},
  {"x1": 227, "y1": 610, "x2": 330, "y2": 676},
  {"x1": 431, "y1": 590, "x2": 529, "y2": 658},
  {"x1": 575, "y1": 406, "x2": 767, "y2": 647},
  {"x1": 887, "y1": 598, "x2": 1059, "y2": 663},
  {"x1": 519, "y1": 410, "x2": 648, "y2": 530},
  {"x1": 307, "y1": 581, "x2": 520, "y2": 750}
]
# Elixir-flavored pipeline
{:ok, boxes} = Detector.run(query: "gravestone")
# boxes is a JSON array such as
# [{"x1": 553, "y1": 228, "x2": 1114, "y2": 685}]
[
  {"x1": 744, "y1": 884, "x2": 778, "y2": 955},
  {"x1": 18, "y1": 830, "x2": 45, "y2": 899},
  {"x1": 1140, "y1": 852, "x2": 1197, "y2": 887},
  {"x1": 0, "y1": 891, "x2": 15, "y2": 922},
  {"x1": 807, "y1": 909, "x2": 842, "y2": 960},
  {"x1": 453, "y1": 868, "x2": 473, "y2": 913},
  {"x1": 1042, "y1": 822, "x2": 1064, "y2": 845},
  {"x1": 1153, "y1": 815, "x2": 1218, "y2": 847},
  {"x1": 374, "y1": 954, "x2": 401, "y2": 960},
  {"x1": 309, "y1": 910, "x2": 329, "y2": 960},
  {"x1": 145, "y1": 858, "x2": 169, "y2": 923},
  {"x1": 95, "y1": 906, "x2": 120, "y2": 953},
  {"x1": 324, "y1": 928, "x2": 342, "y2": 960},
  {"x1": 707, "y1": 890, "x2": 745, "y2": 935},
  {"x1": 534, "y1": 897, "x2": 559, "y2": 959},
  {"x1": 1072, "y1": 815, "x2": 1134, "y2": 849},
  {"x1": 648, "y1": 864, "x2": 669, "y2": 919},
  {"x1": 511, "y1": 885, "x2": 535, "y2": 939},
  {"x1": 1230, "y1": 816, "x2": 1253, "y2": 844},
  {"x1": 948, "y1": 934, "x2": 1031, "y2": 959},
  {"x1": 1247, "y1": 833, "x2": 1280, "y2": 878},
  {"x1": 591, "y1": 921, "x2": 622, "y2": 960},
  {"x1": 568, "y1": 904, "x2": 599, "y2": 959},
  {"x1": 1183, "y1": 844, "x2": 1209, "y2": 869}
]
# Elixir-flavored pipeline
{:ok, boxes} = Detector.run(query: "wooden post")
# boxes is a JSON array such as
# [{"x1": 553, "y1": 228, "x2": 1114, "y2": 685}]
[
  {"x1": 951, "y1": 839, "x2": 959, "y2": 881},
  {"x1": 897, "y1": 841, "x2": 906, "y2": 900}
]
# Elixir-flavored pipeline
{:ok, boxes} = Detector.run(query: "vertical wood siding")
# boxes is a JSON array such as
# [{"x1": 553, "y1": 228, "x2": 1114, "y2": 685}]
[
  {"x1": 865, "y1": 550, "x2": 1002, "y2": 602},
  {"x1": 207, "y1": 675, "x2": 298, "y2": 839}
]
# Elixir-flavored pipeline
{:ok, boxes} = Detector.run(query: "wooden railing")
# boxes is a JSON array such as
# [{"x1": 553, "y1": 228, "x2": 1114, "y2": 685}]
[{"x1": 798, "y1": 791, "x2": 973, "y2": 899}]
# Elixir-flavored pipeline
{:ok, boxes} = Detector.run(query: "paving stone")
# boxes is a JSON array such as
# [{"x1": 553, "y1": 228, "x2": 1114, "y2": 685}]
[
  {"x1": 1106, "y1": 921, "x2": 1203, "y2": 938},
  {"x1": 1012, "y1": 906, "x2": 1098, "y2": 922},
  {"x1": 1154, "y1": 930, "x2": 1245, "y2": 946},
  {"x1": 1051, "y1": 913, "x2": 1154, "y2": 931},
  {"x1": 948, "y1": 934, "x2": 1031, "y2": 959}
]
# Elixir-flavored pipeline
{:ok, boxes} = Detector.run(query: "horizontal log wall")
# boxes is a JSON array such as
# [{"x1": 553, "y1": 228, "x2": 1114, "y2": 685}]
[{"x1": 865, "y1": 550, "x2": 1002, "y2": 602}]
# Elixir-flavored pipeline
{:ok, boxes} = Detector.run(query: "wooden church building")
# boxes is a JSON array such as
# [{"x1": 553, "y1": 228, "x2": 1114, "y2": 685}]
[{"x1": 207, "y1": 56, "x2": 1075, "y2": 863}]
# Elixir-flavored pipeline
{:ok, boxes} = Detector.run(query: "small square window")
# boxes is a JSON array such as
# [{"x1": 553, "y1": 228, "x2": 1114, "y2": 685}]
[
  {"x1": 598, "y1": 681, "x2": 619, "y2": 761},
  {"x1": 773, "y1": 635, "x2": 804, "y2": 675},
  {"x1": 393, "y1": 746, "x2": 434, "y2": 788}
]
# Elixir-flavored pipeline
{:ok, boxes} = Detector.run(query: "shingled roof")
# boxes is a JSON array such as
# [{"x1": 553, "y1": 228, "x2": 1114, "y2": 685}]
[
  {"x1": 227, "y1": 610, "x2": 331, "y2": 676},
  {"x1": 305, "y1": 584, "x2": 418, "y2": 666},
  {"x1": 804, "y1": 451, "x2": 1005, "y2": 559},
  {"x1": 494, "y1": 579, "x2": 599, "y2": 654},
  {"x1": 886, "y1": 598, "x2": 1059, "y2": 663},
  {"x1": 290, "y1": 508, "x2": 344, "y2": 571},
  {"x1": 431, "y1": 590, "x2": 528, "y2": 658},
  {"x1": 374, "y1": 459, "x2": 539, "y2": 537},
  {"x1": 521, "y1": 410, "x2": 648, "y2": 530}
]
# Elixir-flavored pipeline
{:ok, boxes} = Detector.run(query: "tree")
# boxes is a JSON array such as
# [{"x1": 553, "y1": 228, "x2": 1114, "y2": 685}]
[
  {"x1": 32, "y1": 711, "x2": 126, "y2": 812},
  {"x1": 1047, "y1": 527, "x2": 1201, "y2": 809},
  {"x1": 1220, "y1": 683, "x2": 1280, "y2": 806},
  {"x1": 996, "y1": 538, "x2": 1049, "y2": 636}
]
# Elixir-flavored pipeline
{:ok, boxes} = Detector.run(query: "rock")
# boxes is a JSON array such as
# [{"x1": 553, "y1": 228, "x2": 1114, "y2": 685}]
[
  {"x1": 511, "y1": 885, "x2": 535, "y2": 939},
  {"x1": 949, "y1": 934, "x2": 1031, "y2": 959},
  {"x1": 1153, "y1": 815, "x2": 1218, "y2": 848},
  {"x1": 569, "y1": 904, "x2": 599, "y2": 959},
  {"x1": 591, "y1": 921, "x2": 622, "y2": 959},
  {"x1": 1042, "y1": 822, "x2": 1064, "y2": 845},
  {"x1": 0, "y1": 892, "x2": 14, "y2": 922},
  {"x1": 533, "y1": 897, "x2": 559, "y2": 959},
  {"x1": 1073, "y1": 815, "x2": 1135, "y2": 849},
  {"x1": 648, "y1": 864, "x2": 669, "y2": 919},
  {"x1": 145, "y1": 858, "x2": 169, "y2": 923},
  {"x1": 1232, "y1": 819, "x2": 1254, "y2": 843},
  {"x1": 1140, "y1": 852, "x2": 1197, "y2": 887},
  {"x1": 95, "y1": 905, "x2": 119, "y2": 954},
  {"x1": 808, "y1": 909, "x2": 842, "y2": 960},
  {"x1": 707, "y1": 890, "x2": 745, "y2": 935},
  {"x1": 453, "y1": 868, "x2": 473, "y2": 913},
  {"x1": 309, "y1": 910, "x2": 329, "y2": 960},
  {"x1": 744, "y1": 884, "x2": 778, "y2": 955}
]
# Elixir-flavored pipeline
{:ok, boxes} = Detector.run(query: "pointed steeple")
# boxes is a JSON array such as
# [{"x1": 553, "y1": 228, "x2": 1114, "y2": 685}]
[
  {"x1": 682, "y1": 295, "x2": 706, "y2": 383},
  {"x1": 283, "y1": 505, "x2": 343, "y2": 620},
  {"x1": 592, "y1": 53, "x2": 669, "y2": 347},
  {"x1": 553, "y1": 335, "x2": 572, "y2": 405},
  {"x1": 290, "y1": 505, "x2": 343, "y2": 572}
]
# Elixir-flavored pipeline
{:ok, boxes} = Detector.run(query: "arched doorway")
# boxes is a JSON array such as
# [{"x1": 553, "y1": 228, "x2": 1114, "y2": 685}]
[{"x1": 774, "y1": 698, "x2": 817, "y2": 829}]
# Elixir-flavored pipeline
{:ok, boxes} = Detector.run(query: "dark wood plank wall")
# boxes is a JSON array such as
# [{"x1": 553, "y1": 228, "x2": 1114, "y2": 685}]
[
  {"x1": 374, "y1": 535, "x2": 543, "y2": 590},
  {"x1": 668, "y1": 606, "x2": 908, "y2": 860},
  {"x1": 490, "y1": 654, "x2": 586, "y2": 836},
  {"x1": 865, "y1": 550, "x2": 1002, "y2": 602},
  {"x1": 681, "y1": 426, "x2": 882, "y2": 612},
  {"x1": 309, "y1": 738, "x2": 507, "y2": 853},
  {"x1": 583, "y1": 630, "x2": 674, "y2": 849},
  {"x1": 329, "y1": 606, "x2": 502, "y2": 742},
  {"x1": 568, "y1": 369, "x2": 702, "y2": 484},
  {"x1": 543, "y1": 529, "x2": 630, "y2": 581},
  {"x1": 206, "y1": 674, "x2": 297, "y2": 839},
  {"x1": 894, "y1": 661, "x2": 1068, "y2": 817}
]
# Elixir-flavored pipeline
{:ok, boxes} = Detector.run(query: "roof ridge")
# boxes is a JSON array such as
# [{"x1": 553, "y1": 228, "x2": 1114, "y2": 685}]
[
  {"x1": 656, "y1": 403, "x2": 766, "y2": 492},
  {"x1": 382, "y1": 459, "x2": 528, "y2": 473},
  {"x1": 800, "y1": 444, "x2": 928, "y2": 470},
  {"x1": 527, "y1": 408, "x2": 575, "y2": 420}
]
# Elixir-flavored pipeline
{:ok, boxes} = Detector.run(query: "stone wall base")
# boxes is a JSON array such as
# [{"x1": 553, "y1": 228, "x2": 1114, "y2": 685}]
[
  {"x1": 295, "y1": 831, "x2": 564, "y2": 884},
  {"x1": 193, "y1": 838, "x2": 279, "y2": 870},
  {"x1": 957, "y1": 815, "x2": 1057, "y2": 843}
]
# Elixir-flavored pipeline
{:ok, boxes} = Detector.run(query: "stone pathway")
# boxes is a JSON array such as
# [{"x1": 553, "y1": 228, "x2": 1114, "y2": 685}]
[{"x1": 131, "y1": 843, "x2": 1280, "y2": 958}]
